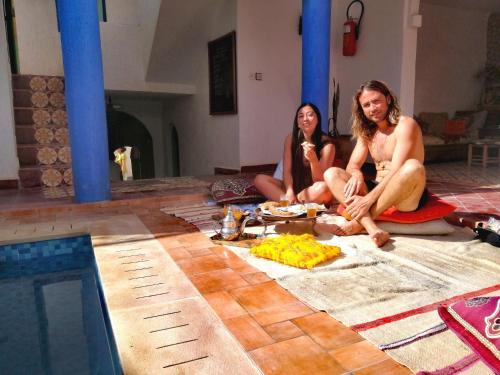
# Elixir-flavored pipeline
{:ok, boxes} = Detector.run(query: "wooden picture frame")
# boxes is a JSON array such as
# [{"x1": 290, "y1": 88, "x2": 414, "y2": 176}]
[{"x1": 208, "y1": 31, "x2": 237, "y2": 115}]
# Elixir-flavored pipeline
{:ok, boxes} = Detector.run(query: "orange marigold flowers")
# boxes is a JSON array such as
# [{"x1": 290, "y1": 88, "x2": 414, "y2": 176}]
[{"x1": 250, "y1": 234, "x2": 341, "y2": 269}]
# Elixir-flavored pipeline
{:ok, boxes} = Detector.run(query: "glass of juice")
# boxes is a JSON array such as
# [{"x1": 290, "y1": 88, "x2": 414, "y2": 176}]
[{"x1": 306, "y1": 203, "x2": 317, "y2": 218}]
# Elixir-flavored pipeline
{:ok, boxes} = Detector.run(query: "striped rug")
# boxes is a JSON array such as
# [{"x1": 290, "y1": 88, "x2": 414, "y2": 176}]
[{"x1": 161, "y1": 202, "x2": 500, "y2": 374}]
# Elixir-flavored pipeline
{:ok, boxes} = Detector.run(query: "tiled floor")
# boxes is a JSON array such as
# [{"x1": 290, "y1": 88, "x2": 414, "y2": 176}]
[{"x1": 1, "y1": 161, "x2": 499, "y2": 374}]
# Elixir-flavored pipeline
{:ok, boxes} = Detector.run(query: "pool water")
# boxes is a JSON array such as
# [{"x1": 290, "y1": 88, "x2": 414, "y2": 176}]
[{"x1": 0, "y1": 235, "x2": 121, "y2": 375}]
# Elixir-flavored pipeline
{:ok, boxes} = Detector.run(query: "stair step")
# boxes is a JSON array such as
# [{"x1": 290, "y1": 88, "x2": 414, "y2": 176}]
[
  {"x1": 15, "y1": 125, "x2": 36, "y2": 144},
  {"x1": 16, "y1": 144, "x2": 38, "y2": 166},
  {"x1": 14, "y1": 108, "x2": 34, "y2": 125},
  {"x1": 12, "y1": 74, "x2": 65, "y2": 91},
  {"x1": 18, "y1": 166, "x2": 42, "y2": 188}
]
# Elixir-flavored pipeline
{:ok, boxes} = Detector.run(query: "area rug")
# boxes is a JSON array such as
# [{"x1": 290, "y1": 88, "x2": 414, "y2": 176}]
[
  {"x1": 42, "y1": 176, "x2": 211, "y2": 199},
  {"x1": 162, "y1": 203, "x2": 500, "y2": 374}
]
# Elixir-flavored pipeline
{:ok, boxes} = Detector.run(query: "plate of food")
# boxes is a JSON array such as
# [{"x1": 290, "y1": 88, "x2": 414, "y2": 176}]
[{"x1": 257, "y1": 202, "x2": 326, "y2": 219}]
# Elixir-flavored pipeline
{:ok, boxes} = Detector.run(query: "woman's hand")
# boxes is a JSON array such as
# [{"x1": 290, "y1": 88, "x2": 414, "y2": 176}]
[
  {"x1": 345, "y1": 194, "x2": 373, "y2": 221},
  {"x1": 344, "y1": 171, "x2": 364, "y2": 199},
  {"x1": 286, "y1": 190, "x2": 298, "y2": 204},
  {"x1": 302, "y1": 142, "x2": 318, "y2": 163}
]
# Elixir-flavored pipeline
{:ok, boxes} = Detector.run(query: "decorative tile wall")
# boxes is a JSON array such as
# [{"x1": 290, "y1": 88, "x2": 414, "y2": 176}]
[{"x1": 14, "y1": 75, "x2": 73, "y2": 188}]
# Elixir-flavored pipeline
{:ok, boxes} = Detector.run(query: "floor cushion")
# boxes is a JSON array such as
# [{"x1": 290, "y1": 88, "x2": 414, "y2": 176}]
[
  {"x1": 438, "y1": 297, "x2": 500, "y2": 374},
  {"x1": 211, "y1": 177, "x2": 265, "y2": 204},
  {"x1": 337, "y1": 193, "x2": 456, "y2": 224},
  {"x1": 250, "y1": 233, "x2": 341, "y2": 269},
  {"x1": 315, "y1": 215, "x2": 455, "y2": 235}
]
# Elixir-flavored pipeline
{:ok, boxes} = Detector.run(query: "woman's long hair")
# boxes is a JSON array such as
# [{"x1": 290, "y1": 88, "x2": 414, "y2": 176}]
[
  {"x1": 351, "y1": 80, "x2": 401, "y2": 141},
  {"x1": 291, "y1": 103, "x2": 324, "y2": 194}
]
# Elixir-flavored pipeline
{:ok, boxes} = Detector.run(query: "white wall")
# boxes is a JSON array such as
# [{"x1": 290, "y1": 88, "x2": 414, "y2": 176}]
[
  {"x1": 13, "y1": 0, "x2": 193, "y2": 94},
  {"x1": 414, "y1": 3, "x2": 488, "y2": 115},
  {"x1": 331, "y1": 0, "x2": 407, "y2": 135},
  {"x1": 161, "y1": 0, "x2": 238, "y2": 176},
  {"x1": 0, "y1": 14, "x2": 19, "y2": 180},
  {"x1": 237, "y1": 0, "x2": 302, "y2": 167},
  {"x1": 14, "y1": 0, "x2": 63, "y2": 75},
  {"x1": 111, "y1": 97, "x2": 166, "y2": 178}
]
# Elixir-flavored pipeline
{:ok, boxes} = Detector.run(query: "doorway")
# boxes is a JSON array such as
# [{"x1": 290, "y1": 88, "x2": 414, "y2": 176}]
[{"x1": 106, "y1": 108, "x2": 155, "y2": 180}]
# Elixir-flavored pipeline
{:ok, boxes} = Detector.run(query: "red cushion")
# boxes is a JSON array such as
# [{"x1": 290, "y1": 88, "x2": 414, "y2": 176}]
[
  {"x1": 211, "y1": 177, "x2": 265, "y2": 204},
  {"x1": 336, "y1": 193, "x2": 456, "y2": 223},
  {"x1": 438, "y1": 297, "x2": 500, "y2": 374},
  {"x1": 443, "y1": 119, "x2": 467, "y2": 141}
]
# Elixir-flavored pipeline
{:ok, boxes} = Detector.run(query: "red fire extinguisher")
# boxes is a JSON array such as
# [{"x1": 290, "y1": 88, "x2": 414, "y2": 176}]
[{"x1": 343, "y1": 0, "x2": 364, "y2": 56}]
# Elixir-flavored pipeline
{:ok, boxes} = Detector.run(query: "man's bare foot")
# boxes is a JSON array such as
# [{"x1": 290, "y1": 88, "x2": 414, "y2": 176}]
[
  {"x1": 314, "y1": 220, "x2": 364, "y2": 236},
  {"x1": 368, "y1": 229, "x2": 390, "y2": 247}
]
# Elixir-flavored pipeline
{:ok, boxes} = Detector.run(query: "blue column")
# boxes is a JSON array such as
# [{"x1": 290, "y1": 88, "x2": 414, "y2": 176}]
[
  {"x1": 56, "y1": 0, "x2": 110, "y2": 202},
  {"x1": 302, "y1": 0, "x2": 331, "y2": 133}
]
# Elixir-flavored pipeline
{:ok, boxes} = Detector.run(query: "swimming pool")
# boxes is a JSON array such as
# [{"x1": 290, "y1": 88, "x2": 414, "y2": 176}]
[{"x1": 0, "y1": 235, "x2": 122, "y2": 375}]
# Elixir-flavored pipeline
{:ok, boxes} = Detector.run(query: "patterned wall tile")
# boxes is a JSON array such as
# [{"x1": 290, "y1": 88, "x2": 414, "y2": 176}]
[
  {"x1": 54, "y1": 128, "x2": 69, "y2": 145},
  {"x1": 52, "y1": 109, "x2": 67, "y2": 126},
  {"x1": 34, "y1": 128, "x2": 54, "y2": 145},
  {"x1": 37, "y1": 147, "x2": 57, "y2": 165},
  {"x1": 47, "y1": 77, "x2": 64, "y2": 93},
  {"x1": 31, "y1": 92, "x2": 49, "y2": 108},
  {"x1": 41, "y1": 168, "x2": 63, "y2": 187},
  {"x1": 29, "y1": 76, "x2": 47, "y2": 92},
  {"x1": 32, "y1": 110, "x2": 51, "y2": 127},
  {"x1": 63, "y1": 168, "x2": 73, "y2": 185},
  {"x1": 57, "y1": 146, "x2": 71, "y2": 164},
  {"x1": 49, "y1": 92, "x2": 65, "y2": 108}
]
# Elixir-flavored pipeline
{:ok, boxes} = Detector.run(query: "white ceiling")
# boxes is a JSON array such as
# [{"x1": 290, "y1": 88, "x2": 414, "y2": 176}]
[{"x1": 422, "y1": 0, "x2": 500, "y2": 12}]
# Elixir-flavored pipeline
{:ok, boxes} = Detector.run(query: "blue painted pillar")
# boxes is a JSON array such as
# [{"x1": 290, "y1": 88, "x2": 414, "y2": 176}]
[
  {"x1": 56, "y1": 0, "x2": 110, "y2": 202},
  {"x1": 301, "y1": 0, "x2": 332, "y2": 133}
]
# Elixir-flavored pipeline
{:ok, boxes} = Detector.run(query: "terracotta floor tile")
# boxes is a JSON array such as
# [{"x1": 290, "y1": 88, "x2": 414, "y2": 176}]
[
  {"x1": 176, "y1": 254, "x2": 228, "y2": 275},
  {"x1": 263, "y1": 321, "x2": 304, "y2": 342},
  {"x1": 241, "y1": 272, "x2": 273, "y2": 285},
  {"x1": 210, "y1": 245, "x2": 249, "y2": 268},
  {"x1": 251, "y1": 301, "x2": 314, "y2": 326},
  {"x1": 353, "y1": 359, "x2": 413, "y2": 375},
  {"x1": 250, "y1": 335, "x2": 346, "y2": 375},
  {"x1": 204, "y1": 291, "x2": 247, "y2": 320},
  {"x1": 224, "y1": 315, "x2": 275, "y2": 351},
  {"x1": 233, "y1": 264, "x2": 260, "y2": 274},
  {"x1": 229, "y1": 281, "x2": 300, "y2": 314},
  {"x1": 187, "y1": 247, "x2": 214, "y2": 257},
  {"x1": 189, "y1": 268, "x2": 249, "y2": 294},
  {"x1": 328, "y1": 340, "x2": 390, "y2": 371},
  {"x1": 293, "y1": 312, "x2": 363, "y2": 350},
  {"x1": 163, "y1": 246, "x2": 192, "y2": 260}
]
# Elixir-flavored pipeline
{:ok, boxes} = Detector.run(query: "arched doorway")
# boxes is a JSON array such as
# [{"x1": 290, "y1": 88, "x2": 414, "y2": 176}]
[{"x1": 106, "y1": 108, "x2": 155, "y2": 179}]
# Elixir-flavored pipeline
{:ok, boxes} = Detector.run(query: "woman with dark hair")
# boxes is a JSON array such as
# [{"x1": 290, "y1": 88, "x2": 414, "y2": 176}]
[{"x1": 254, "y1": 103, "x2": 335, "y2": 204}]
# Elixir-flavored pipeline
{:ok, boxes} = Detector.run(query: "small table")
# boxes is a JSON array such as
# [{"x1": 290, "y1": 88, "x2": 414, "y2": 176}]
[{"x1": 468, "y1": 140, "x2": 500, "y2": 167}]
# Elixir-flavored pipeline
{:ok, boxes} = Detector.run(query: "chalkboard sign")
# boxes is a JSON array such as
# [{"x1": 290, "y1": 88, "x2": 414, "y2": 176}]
[{"x1": 208, "y1": 31, "x2": 237, "y2": 115}]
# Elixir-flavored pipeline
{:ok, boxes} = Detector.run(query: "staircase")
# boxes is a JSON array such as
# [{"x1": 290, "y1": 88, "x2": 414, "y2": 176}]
[{"x1": 13, "y1": 74, "x2": 72, "y2": 188}]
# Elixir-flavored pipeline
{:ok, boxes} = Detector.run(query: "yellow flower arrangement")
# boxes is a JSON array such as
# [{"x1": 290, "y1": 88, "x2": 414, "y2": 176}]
[{"x1": 250, "y1": 234, "x2": 341, "y2": 269}]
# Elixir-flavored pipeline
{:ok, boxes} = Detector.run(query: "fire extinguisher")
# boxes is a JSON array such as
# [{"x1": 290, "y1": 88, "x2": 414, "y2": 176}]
[{"x1": 343, "y1": 0, "x2": 364, "y2": 56}]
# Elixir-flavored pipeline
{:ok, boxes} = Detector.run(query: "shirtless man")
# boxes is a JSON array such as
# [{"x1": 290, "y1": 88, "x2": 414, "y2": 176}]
[{"x1": 317, "y1": 80, "x2": 426, "y2": 247}]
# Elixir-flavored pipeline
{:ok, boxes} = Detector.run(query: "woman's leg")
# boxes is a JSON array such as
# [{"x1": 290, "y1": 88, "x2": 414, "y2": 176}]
[
  {"x1": 253, "y1": 174, "x2": 285, "y2": 201},
  {"x1": 297, "y1": 181, "x2": 333, "y2": 204}
]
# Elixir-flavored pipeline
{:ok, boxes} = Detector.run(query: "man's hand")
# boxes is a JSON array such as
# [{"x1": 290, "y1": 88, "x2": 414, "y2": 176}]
[
  {"x1": 344, "y1": 172, "x2": 364, "y2": 199},
  {"x1": 345, "y1": 194, "x2": 373, "y2": 220}
]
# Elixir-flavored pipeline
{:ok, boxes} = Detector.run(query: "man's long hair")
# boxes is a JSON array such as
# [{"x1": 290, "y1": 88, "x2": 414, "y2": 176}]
[{"x1": 351, "y1": 80, "x2": 401, "y2": 141}]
